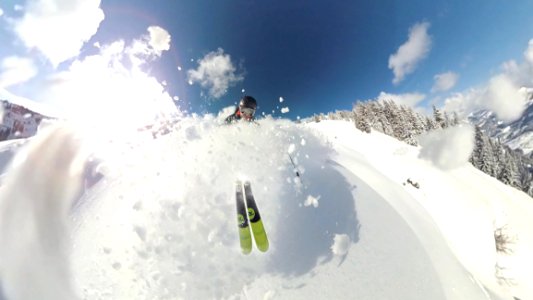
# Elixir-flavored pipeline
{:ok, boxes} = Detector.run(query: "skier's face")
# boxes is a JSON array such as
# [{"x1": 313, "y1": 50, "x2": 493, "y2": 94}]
[{"x1": 240, "y1": 107, "x2": 255, "y2": 121}]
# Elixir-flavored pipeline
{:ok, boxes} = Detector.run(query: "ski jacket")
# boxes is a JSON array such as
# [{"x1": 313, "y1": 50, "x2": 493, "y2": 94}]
[{"x1": 225, "y1": 109, "x2": 255, "y2": 124}]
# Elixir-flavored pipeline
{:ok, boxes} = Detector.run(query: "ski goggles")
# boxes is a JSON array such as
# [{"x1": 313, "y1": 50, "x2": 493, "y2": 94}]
[{"x1": 240, "y1": 107, "x2": 255, "y2": 117}]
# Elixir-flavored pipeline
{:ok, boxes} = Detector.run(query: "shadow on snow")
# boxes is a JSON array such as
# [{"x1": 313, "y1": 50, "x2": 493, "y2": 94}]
[{"x1": 266, "y1": 159, "x2": 360, "y2": 277}]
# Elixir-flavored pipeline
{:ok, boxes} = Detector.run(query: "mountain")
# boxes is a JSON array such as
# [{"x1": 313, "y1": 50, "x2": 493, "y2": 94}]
[
  {"x1": 469, "y1": 92, "x2": 533, "y2": 156},
  {"x1": 0, "y1": 117, "x2": 532, "y2": 300},
  {"x1": 0, "y1": 89, "x2": 55, "y2": 142}
]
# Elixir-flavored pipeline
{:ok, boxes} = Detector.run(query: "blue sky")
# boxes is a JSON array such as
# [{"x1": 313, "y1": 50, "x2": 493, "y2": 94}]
[{"x1": 1, "y1": 0, "x2": 533, "y2": 120}]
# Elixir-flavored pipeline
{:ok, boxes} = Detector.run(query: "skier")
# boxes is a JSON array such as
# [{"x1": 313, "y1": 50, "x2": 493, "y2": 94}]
[{"x1": 225, "y1": 95, "x2": 257, "y2": 124}]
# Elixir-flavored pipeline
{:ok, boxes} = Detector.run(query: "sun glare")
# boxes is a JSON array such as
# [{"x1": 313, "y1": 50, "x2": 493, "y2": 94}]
[{"x1": 43, "y1": 30, "x2": 178, "y2": 145}]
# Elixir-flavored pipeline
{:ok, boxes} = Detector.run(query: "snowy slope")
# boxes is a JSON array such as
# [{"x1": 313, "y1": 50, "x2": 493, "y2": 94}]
[{"x1": 0, "y1": 118, "x2": 532, "y2": 300}]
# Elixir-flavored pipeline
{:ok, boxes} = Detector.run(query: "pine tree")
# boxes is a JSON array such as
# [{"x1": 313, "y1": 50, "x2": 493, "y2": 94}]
[
  {"x1": 490, "y1": 138, "x2": 504, "y2": 178},
  {"x1": 354, "y1": 104, "x2": 371, "y2": 133},
  {"x1": 383, "y1": 100, "x2": 404, "y2": 140},
  {"x1": 372, "y1": 101, "x2": 394, "y2": 135},
  {"x1": 499, "y1": 149, "x2": 520, "y2": 187},
  {"x1": 397, "y1": 105, "x2": 417, "y2": 145},
  {"x1": 451, "y1": 112, "x2": 460, "y2": 126},
  {"x1": 471, "y1": 126, "x2": 497, "y2": 175},
  {"x1": 433, "y1": 105, "x2": 445, "y2": 128},
  {"x1": 424, "y1": 116, "x2": 439, "y2": 131}
]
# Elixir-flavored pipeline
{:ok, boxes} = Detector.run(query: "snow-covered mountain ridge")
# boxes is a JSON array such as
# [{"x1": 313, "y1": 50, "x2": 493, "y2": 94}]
[
  {"x1": 0, "y1": 117, "x2": 532, "y2": 300},
  {"x1": 469, "y1": 97, "x2": 533, "y2": 156}
]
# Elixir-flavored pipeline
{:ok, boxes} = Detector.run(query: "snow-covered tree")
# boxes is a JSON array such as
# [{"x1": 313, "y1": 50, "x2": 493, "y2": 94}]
[
  {"x1": 471, "y1": 126, "x2": 497, "y2": 176},
  {"x1": 354, "y1": 104, "x2": 372, "y2": 133},
  {"x1": 451, "y1": 112, "x2": 460, "y2": 126},
  {"x1": 433, "y1": 105, "x2": 445, "y2": 128},
  {"x1": 499, "y1": 149, "x2": 520, "y2": 188}
]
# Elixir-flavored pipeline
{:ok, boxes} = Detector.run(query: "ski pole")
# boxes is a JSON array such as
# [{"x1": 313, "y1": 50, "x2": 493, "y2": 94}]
[{"x1": 287, "y1": 153, "x2": 300, "y2": 177}]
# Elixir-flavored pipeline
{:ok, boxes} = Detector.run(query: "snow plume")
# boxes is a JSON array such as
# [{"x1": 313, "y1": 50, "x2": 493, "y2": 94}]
[
  {"x1": 40, "y1": 26, "x2": 177, "y2": 142},
  {"x1": 71, "y1": 117, "x2": 360, "y2": 298},
  {"x1": 12, "y1": 0, "x2": 105, "y2": 67},
  {"x1": 0, "y1": 56, "x2": 38, "y2": 88},
  {"x1": 187, "y1": 48, "x2": 244, "y2": 98},
  {"x1": 147, "y1": 26, "x2": 171, "y2": 53},
  {"x1": 432, "y1": 71, "x2": 459, "y2": 93},
  {"x1": 389, "y1": 22, "x2": 432, "y2": 85},
  {"x1": 418, "y1": 125, "x2": 475, "y2": 170},
  {"x1": 304, "y1": 195, "x2": 320, "y2": 207},
  {"x1": 485, "y1": 74, "x2": 527, "y2": 122},
  {"x1": 0, "y1": 124, "x2": 85, "y2": 300}
]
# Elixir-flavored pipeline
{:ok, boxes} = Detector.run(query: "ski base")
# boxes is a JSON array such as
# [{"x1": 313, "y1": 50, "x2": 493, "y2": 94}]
[
  {"x1": 235, "y1": 180, "x2": 252, "y2": 254},
  {"x1": 235, "y1": 180, "x2": 269, "y2": 254},
  {"x1": 243, "y1": 181, "x2": 269, "y2": 253}
]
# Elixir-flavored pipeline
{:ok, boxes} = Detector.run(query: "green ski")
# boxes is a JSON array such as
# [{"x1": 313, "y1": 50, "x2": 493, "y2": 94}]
[
  {"x1": 243, "y1": 181, "x2": 269, "y2": 252},
  {"x1": 235, "y1": 180, "x2": 252, "y2": 254}
]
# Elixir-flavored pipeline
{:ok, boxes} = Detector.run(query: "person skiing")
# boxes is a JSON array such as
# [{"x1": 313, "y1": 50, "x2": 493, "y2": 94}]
[{"x1": 225, "y1": 95, "x2": 257, "y2": 124}]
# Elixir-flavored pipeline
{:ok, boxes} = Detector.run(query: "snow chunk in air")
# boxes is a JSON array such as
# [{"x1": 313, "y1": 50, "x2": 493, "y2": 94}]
[
  {"x1": 418, "y1": 125, "x2": 474, "y2": 170},
  {"x1": 288, "y1": 143, "x2": 296, "y2": 154},
  {"x1": 304, "y1": 195, "x2": 320, "y2": 207},
  {"x1": 331, "y1": 234, "x2": 351, "y2": 256}
]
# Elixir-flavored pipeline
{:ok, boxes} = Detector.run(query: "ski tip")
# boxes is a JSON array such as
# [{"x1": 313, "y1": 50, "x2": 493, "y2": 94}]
[
  {"x1": 241, "y1": 248, "x2": 252, "y2": 255},
  {"x1": 257, "y1": 243, "x2": 269, "y2": 252}
]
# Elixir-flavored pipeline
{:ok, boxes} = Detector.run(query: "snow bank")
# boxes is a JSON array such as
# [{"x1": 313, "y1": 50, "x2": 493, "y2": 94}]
[{"x1": 70, "y1": 115, "x2": 360, "y2": 299}]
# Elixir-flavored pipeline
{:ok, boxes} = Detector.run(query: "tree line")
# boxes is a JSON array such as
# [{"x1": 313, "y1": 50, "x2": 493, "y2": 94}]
[{"x1": 307, "y1": 99, "x2": 533, "y2": 197}]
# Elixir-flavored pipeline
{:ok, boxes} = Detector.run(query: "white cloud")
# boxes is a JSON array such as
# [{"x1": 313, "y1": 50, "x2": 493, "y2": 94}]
[
  {"x1": 389, "y1": 22, "x2": 432, "y2": 85},
  {"x1": 0, "y1": 56, "x2": 38, "y2": 88},
  {"x1": 281, "y1": 107, "x2": 290, "y2": 114},
  {"x1": 525, "y1": 39, "x2": 533, "y2": 65},
  {"x1": 442, "y1": 89, "x2": 482, "y2": 116},
  {"x1": 377, "y1": 91, "x2": 426, "y2": 108},
  {"x1": 13, "y1": 0, "x2": 105, "y2": 67},
  {"x1": 187, "y1": 48, "x2": 244, "y2": 99},
  {"x1": 443, "y1": 76, "x2": 527, "y2": 122},
  {"x1": 125, "y1": 26, "x2": 171, "y2": 69},
  {"x1": 0, "y1": 8, "x2": 4, "y2": 17},
  {"x1": 432, "y1": 71, "x2": 459, "y2": 93},
  {"x1": 443, "y1": 40, "x2": 532, "y2": 122},
  {"x1": 418, "y1": 125, "x2": 475, "y2": 170}
]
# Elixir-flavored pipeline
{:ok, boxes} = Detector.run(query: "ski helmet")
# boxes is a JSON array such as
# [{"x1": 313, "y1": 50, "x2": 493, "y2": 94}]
[{"x1": 239, "y1": 96, "x2": 257, "y2": 110}]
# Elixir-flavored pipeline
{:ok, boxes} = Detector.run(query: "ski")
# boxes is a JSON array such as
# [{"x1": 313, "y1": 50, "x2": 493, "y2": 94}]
[
  {"x1": 243, "y1": 181, "x2": 269, "y2": 252},
  {"x1": 236, "y1": 180, "x2": 252, "y2": 254}
]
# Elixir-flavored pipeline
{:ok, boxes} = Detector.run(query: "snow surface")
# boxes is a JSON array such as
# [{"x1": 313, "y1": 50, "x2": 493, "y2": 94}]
[{"x1": 0, "y1": 118, "x2": 532, "y2": 300}]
